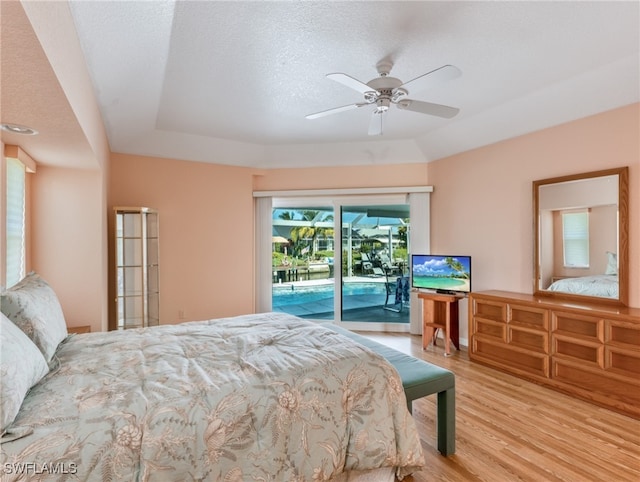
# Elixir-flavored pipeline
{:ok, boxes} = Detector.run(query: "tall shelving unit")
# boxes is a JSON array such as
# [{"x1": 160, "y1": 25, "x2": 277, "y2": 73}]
[{"x1": 114, "y1": 207, "x2": 159, "y2": 330}]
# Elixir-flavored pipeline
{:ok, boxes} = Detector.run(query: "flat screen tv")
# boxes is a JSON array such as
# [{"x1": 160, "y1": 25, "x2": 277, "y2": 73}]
[{"x1": 411, "y1": 254, "x2": 472, "y2": 294}]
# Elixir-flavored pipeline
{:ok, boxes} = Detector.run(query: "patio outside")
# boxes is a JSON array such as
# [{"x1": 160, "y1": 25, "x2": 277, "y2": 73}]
[{"x1": 271, "y1": 205, "x2": 410, "y2": 323}]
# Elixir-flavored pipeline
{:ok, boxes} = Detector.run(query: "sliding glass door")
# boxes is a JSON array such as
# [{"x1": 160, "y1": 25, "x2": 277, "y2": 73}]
[
  {"x1": 270, "y1": 197, "x2": 410, "y2": 324},
  {"x1": 340, "y1": 204, "x2": 410, "y2": 324}
]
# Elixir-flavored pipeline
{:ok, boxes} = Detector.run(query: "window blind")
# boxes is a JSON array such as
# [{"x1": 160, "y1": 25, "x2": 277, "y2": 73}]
[
  {"x1": 562, "y1": 211, "x2": 589, "y2": 268},
  {"x1": 6, "y1": 157, "x2": 26, "y2": 287}
]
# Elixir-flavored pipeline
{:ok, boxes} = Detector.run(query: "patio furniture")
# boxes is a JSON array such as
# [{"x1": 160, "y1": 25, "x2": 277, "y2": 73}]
[
  {"x1": 384, "y1": 272, "x2": 410, "y2": 312},
  {"x1": 362, "y1": 253, "x2": 385, "y2": 276}
]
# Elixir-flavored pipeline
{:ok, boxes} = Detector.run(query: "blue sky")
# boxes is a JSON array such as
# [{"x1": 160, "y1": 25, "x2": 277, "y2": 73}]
[{"x1": 412, "y1": 256, "x2": 471, "y2": 276}]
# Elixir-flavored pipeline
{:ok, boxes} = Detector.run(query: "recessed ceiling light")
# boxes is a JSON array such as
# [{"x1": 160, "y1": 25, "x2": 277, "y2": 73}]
[{"x1": 1, "y1": 123, "x2": 38, "y2": 135}]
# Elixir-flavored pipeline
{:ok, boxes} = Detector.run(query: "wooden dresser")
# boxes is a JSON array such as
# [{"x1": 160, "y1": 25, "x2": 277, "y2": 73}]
[{"x1": 469, "y1": 290, "x2": 640, "y2": 419}]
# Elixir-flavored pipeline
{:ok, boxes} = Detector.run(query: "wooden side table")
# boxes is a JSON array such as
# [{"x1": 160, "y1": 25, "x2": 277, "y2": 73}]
[
  {"x1": 418, "y1": 292, "x2": 462, "y2": 356},
  {"x1": 67, "y1": 325, "x2": 91, "y2": 334}
]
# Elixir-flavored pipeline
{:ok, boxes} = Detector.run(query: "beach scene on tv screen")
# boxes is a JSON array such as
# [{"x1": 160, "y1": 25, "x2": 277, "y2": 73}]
[{"x1": 413, "y1": 256, "x2": 471, "y2": 292}]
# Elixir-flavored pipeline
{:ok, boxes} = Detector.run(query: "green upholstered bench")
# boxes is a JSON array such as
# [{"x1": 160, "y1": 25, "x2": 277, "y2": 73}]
[{"x1": 323, "y1": 323, "x2": 455, "y2": 456}]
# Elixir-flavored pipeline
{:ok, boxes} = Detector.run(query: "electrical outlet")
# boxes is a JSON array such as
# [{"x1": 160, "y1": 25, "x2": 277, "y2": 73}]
[{"x1": 178, "y1": 310, "x2": 185, "y2": 320}]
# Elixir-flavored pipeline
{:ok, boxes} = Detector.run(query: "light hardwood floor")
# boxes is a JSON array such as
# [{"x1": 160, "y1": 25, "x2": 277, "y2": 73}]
[{"x1": 358, "y1": 332, "x2": 640, "y2": 482}]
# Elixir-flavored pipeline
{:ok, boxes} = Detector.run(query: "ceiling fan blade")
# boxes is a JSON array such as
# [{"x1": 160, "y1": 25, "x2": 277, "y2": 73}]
[
  {"x1": 399, "y1": 65, "x2": 462, "y2": 94},
  {"x1": 306, "y1": 102, "x2": 368, "y2": 120},
  {"x1": 368, "y1": 110, "x2": 386, "y2": 136},
  {"x1": 396, "y1": 99, "x2": 459, "y2": 119},
  {"x1": 327, "y1": 73, "x2": 376, "y2": 95}
]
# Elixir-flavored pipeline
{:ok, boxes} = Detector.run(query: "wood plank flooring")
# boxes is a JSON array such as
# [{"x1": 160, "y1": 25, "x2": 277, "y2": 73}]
[{"x1": 358, "y1": 332, "x2": 640, "y2": 482}]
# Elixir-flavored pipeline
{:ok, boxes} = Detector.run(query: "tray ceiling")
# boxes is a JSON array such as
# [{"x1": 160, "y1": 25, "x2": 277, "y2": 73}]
[{"x1": 2, "y1": 1, "x2": 639, "y2": 169}]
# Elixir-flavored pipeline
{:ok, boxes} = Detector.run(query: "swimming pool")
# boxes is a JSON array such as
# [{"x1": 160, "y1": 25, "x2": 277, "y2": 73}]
[{"x1": 272, "y1": 282, "x2": 386, "y2": 307}]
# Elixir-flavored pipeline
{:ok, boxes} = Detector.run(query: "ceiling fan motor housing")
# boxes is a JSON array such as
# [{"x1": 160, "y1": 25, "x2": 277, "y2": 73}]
[
  {"x1": 366, "y1": 77, "x2": 408, "y2": 107},
  {"x1": 367, "y1": 76, "x2": 403, "y2": 91}
]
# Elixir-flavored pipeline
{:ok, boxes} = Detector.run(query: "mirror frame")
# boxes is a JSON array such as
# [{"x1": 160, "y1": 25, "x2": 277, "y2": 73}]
[{"x1": 533, "y1": 166, "x2": 629, "y2": 306}]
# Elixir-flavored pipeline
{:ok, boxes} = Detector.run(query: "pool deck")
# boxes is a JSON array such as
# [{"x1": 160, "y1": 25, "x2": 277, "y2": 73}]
[
  {"x1": 273, "y1": 276, "x2": 410, "y2": 323},
  {"x1": 272, "y1": 275, "x2": 390, "y2": 290}
]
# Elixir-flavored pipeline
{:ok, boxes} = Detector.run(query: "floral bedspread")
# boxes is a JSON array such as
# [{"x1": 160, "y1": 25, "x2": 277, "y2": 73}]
[{"x1": 1, "y1": 312, "x2": 424, "y2": 481}]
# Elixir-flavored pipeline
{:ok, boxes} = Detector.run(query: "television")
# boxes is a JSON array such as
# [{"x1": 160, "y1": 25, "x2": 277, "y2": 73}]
[{"x1": 411, "y1": 254, "x2": 472, "y2": 294}]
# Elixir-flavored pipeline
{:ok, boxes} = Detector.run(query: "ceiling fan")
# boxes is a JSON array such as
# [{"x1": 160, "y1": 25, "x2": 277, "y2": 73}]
[{"x1": 306, "y1": 61, "x2": 461, "y2": 136}]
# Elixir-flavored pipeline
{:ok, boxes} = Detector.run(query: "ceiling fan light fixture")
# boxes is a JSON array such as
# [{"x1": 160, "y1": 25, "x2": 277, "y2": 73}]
[
  {"x1": 364, "y1": 91, "x2": 379, "y2": 103},
  {"x1": 375, "y1": 98, "x2": 390, "y2": 113},
  {"x1": 391, "y1": 88, "x2": 408, "y2": 103}
]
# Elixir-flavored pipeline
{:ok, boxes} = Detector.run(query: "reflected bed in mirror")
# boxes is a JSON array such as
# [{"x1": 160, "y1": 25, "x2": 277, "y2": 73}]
[{"x1": 533, "y1": 167, "x2": 629, "y2": 306}]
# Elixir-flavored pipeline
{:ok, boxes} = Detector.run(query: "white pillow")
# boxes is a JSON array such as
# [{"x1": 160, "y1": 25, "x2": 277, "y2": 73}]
[
  {"x1": 605, "y1": 251, "x2": 618, "y2": 276},
  {"x1": 0, "y1": 272, "x2": 68, "y2": 362},
  {"x1": 1, "y1": 313, "x2": 50, "y2": 432}
]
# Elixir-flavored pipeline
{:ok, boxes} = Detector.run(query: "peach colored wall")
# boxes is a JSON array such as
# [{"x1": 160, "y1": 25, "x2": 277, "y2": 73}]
[
  {"x1": 108, "y1": 157, "x2": 427, "y2": 327},
  {"x1": 253, "y1": 163, "x2": 428, "y2": 191},
  {"x1": 31, "y1": 166, "x2": 105, "y2": 333},
  {"x1": 428, "y1": 103, "x2": 639, "y2": 342},
  {"x1": 15, "y1": 1, "x2": 112, "y2": 332},
  {"x1": 0, "y1": 142, "x2": 5, "y2": 286},
  {"x1": 109, "y1": 154, "x2": 257, "y2": 325},
  {"x1": 107, "y1": 105, "x2": 637, "y2": 341}
]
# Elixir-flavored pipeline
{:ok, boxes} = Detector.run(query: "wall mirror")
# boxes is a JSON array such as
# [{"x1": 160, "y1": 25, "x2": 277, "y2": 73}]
[{"x1": 533, "y1": 167, "x2": 629, "y2": 306}]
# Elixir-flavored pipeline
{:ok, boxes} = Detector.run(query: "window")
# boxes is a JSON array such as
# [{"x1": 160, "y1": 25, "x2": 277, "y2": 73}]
[
  {"x1": 6, "y1": 157, "x2": 26, "y2": 287},
  {"x1": 562, "y1": 211, "x2": 589, "y2": 268}
]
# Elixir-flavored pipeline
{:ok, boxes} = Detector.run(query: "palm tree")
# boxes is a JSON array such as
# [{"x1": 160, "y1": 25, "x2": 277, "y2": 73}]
[
  {"x1": 444, "y1": 257, "x2": 469, "y2": 279},
  {"x1": 290, "y1": 225, "x2": 315, "y2": 257},
  {"x1": 278, "y1": 211, "x2": 295, "y2": 220},
  {"x1": 288, "y1": 210, "x2": 333, "y2": 257},
  {"x1": 287, "y1": 211, "x2": 318, "y2": 257},
  {"x1": 397, "y1": 225, "x2": 408, "y2": 248},
  {"x1": 316, "y1": 213, "x2": 334, "y2": 252}
]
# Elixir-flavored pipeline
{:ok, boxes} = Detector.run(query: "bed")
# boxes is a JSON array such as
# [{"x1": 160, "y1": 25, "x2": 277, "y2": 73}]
[
  {"x1": 1, "y1": 273, "x2": 425, "y2": 481},
  {"x1": 546, "y1": 274, "x2": 618, "y2": 298}
]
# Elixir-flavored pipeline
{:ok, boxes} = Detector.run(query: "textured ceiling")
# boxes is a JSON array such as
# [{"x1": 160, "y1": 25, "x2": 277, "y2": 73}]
[{"x1": 2, "y1": 1, "x2": 639, "y2": 169}]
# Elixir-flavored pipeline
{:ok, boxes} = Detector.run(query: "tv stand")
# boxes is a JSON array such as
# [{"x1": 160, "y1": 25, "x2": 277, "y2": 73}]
[{"x1": 418, "y1": 292, "x2": 462, "y2": 356}]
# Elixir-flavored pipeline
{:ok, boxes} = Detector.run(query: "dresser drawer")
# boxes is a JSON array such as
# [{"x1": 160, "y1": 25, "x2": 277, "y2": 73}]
[
  {"x1": 474, "y1": 318, "x2": 506, "y2": 340},
  {"x1": 606, "y1": 346, "x2": 640, "y2": 377},
  {"x1": 552, "y1": 311, "x2": 603, "y2": 342},
  {"x1": 473, "y1": 299, "x2": 506, "y2": 323},
  {"x1": 510, "y1": 326, "x2": 549, "y2": 354},
  {"x1": 607, "y1": 320, "x2": 640, "y2": 348},
  {"x1": 553, "y1": 335, "x2": 603, "y2": 367},
  {"x1": 474, "y1": 338, "x2": 549, "y2": 378},
  {"x1": 551, "y1": 359, "x2": 640, "y2": 407},
  {"x1": 509, "y1": 304, "x2": 548, "y2": 330}
]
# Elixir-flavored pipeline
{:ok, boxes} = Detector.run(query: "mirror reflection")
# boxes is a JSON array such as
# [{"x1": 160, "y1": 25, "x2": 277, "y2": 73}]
[{"x1": 534, "y1": 167, "x2": 628, "y2": 305}]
